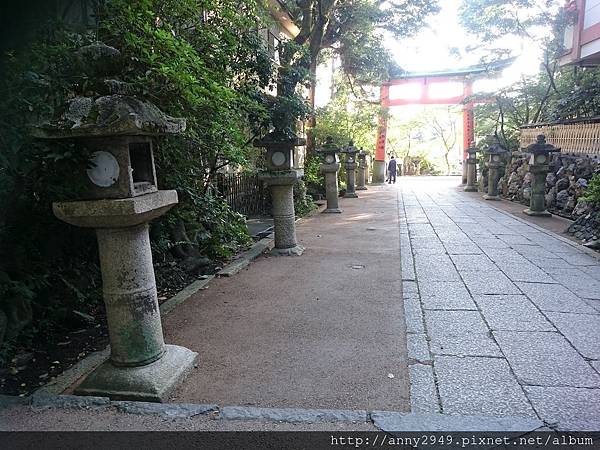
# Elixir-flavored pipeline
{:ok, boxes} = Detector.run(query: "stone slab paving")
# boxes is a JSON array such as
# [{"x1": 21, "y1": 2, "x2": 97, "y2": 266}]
[
  {"x1": 398, "y1": 177, "x2": 600, "y2": 431},
  {"x1": 434, "y1": 356, "x2": 537, "y2": 418}
]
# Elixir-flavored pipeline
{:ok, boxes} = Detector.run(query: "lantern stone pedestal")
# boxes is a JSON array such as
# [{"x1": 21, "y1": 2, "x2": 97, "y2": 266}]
[
  {"x1": 317, "y1": 137, "x2": 342, "y2": 213},
  {"x1": 483, "y1": 162, "x2": 502, "y2": 200},
  {"x1": 342, "y1": 142, "x2": 359, "y2": 198},
  {"x1": 524, "y1": 164, "x2": 552, "y2": 216},
  {"x1": 356, "y1": 150, "x2": 368, "y2": 191},
  {"x1": 53, "y1": 191, "x2": 197, "y2": 401},
  {"x1": 344, "y1": 161, "x2": 358, "y2": 198},
  {"x1": 464, "y1": 145, "x2": 478, "y2": 192},
  {"x1": 321, "y1": 163, "x2": 342, "y2": 213},
  {"x1": 523, "y1": 135, "x2": 560, "y2": 217},
  {"x1": 259, "y1": 170, "x2": 305, "y2": 256},
  {"x1": 483, "y1": 143, "x2": 507, "y2": 201}
]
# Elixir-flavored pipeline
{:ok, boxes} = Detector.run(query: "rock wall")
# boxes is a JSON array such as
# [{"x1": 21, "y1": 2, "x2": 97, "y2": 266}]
[
  {"x1": 498, "y1": 153, "x2": 596, "y2": 216},
  {"x1": 496, "y1": 152, "x2": 600, "y2": 244}
]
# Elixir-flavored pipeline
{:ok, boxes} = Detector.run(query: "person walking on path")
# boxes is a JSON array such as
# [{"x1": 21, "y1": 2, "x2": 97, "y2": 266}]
[{"x1": 387, "y1": 156, "x2": 397, "y2": 184}]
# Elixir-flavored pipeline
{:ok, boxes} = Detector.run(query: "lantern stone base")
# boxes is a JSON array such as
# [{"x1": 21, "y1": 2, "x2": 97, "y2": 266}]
[
  {"x1": 343, "y1": 192, "x2": 358, "y2": 198},
  {"x1": 483, "y1": 194, "x2": 501, "y2": 201},
  {"x1": 321, "y1": 163, "x2": 342, "y2": 213},
  {"x1": 356, "y1": 186, "x2": 368, "y2": 191},
  {"x1": 323, "y1": 208, "x2": 343, "y2": 214},
  {"x1": 259, "y1": 169, "x2": 303, "y2": 257},
  {"x1": 371, "y1": 160, "x2": 386, "y2": 184},
  {"x1": 75, "y1": 345, "x2": 197, "y2": 402},
  {"x1": 464, "y1": 185, "x2": 478, "y2": 192},
  {"x1": 524, "y1": 208, "x2": 552, "y2": 217},
  {"x1": 271, "y1": 245, "x2": 305, "y2": 256}
]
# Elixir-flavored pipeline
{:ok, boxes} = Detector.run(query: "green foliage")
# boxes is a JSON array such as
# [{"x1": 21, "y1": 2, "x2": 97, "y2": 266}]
[
  {"x1": 96, "y1": 0, "x2": 275, "y2": 261},
  {"x1": 385, "y1": 106, "x2": 463, "y2": 175},
  {"x1": 0, "y1": 0, "x2": 275, "y2": 350},
  {"x1": 459, "y1": 0, "x2": 558, "y2": 57},
  {"x1": 303, "y1": 153, "x2": 325, "y2": 195},
  {"x1": 99, "y1": 0, "x2": 274, "y2": 164},
  {"x1": 185, "y1": 191, "x2": 252, "y2": 259},
  {"x1": 274, "y1": 0, "x2": 439, "y2": 138},
  {"x1": 459, "y1": 1, "x2": 600, "y2": 148},
  {"x1": 0, "y1": 25, "x2": 104, "y2": 352},
  {"x1": 293, "y1": 179, "x2": 317, "y2": 216},
  {"x1": 313, "y1": 76, "x2": 380, "y2": 150},
  {"x1": 583, "y1": 174, "x2": 600, "y2": 206}
]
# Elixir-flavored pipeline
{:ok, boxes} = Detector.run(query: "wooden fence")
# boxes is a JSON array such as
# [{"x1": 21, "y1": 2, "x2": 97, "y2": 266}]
[
  {"x1": 214, "y1": 172, "x2": 270, "y2": 217},
  {"x1": 520, "y1": 117, "x2": 600, "y2": 156}
]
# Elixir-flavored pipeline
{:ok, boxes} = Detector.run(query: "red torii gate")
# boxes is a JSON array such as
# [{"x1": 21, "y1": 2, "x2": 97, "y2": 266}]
[{"x1": 372, "y1": 62, "x2": 511, "y2": 183}]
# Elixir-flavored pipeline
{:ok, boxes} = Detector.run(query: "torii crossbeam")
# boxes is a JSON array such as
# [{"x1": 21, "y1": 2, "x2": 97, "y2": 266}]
[{"x1": 372, "y1": 60, "x2": 513, "y2": 183}]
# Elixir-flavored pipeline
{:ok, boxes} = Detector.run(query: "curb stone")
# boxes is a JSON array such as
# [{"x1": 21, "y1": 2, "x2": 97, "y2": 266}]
[
  {"x1": 5, "y1": 391, "x2": 551, "y2": 431},
  {"x1": 113, "y1": 400, "x2": 218, "y2": 418},
  {"x1": 37, "y1": 347, "x2": 110, "y2": 396},
  {"x1": 216, "y1": 237, "x2": 273, "y2": 277},
  {"x1": 31, "y1": 391, "x2": 110, "y2": 410},
  {"x1": 0, "y1": 394, "x2": 30, "y2": 408},
  {"x1": 159, "y1": 276, "x2": 215, "y2": 315},
  {"x1": 371, "y1": 411, "x2": 544, "y2": 432},
  {"x1": 219, "y1": 406, "x2": 368, "y2": 423}
]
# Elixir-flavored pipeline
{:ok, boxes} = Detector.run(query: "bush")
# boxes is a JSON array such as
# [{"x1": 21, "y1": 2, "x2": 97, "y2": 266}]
[
  {"x1": 294, "y1": 179, "x2": 316, "y2": 217},
  {"x1": 0, "y1": 0, "x2": 276, "y2": 351},
  {"x1": 302, "y1": 154, "x2": 325, "y2": 197},
  {"x1": 583, "y1": 173, "x2": 600, "y2": 205}
]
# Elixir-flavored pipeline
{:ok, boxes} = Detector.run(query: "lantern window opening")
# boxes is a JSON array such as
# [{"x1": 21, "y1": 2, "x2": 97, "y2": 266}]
[{"x1": 129, "y1": 142, "x2": 155, "y2": 191}]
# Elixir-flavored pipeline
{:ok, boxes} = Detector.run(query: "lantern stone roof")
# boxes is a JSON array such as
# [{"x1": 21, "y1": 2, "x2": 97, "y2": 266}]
[{"x1": 34, "y1": 94, "x2": 186, "y2": 139}]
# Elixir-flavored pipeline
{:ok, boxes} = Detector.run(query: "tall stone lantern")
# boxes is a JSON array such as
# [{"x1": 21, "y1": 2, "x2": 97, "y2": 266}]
[
  {"x1": 464, "y1": 142, "x2": 479, "y2": 192},
  {"x1": 255, "y1": 131, "x2": 305, "y2": 256},
  {"x1": 316, "y1": 136, "x2": 342, "y2": 213},
  {"x1": 341, "y1": 141, "x2": 359, "y2": 198},
  {"x1": 33, "y1": 43, "x2": 197, "y2": 401},
  {"x1": 523, "y1": 134, "x2": 561, "y2": 216},
  {"x1": 483, "y1": 142, "x2": 507, "y2": 201},
  {"x1": 356, "y1": 148, "x2": 368, "y2": 191}
]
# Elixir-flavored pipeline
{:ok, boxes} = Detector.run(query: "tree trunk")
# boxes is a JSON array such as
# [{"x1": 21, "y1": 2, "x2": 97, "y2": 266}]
[
  {"x1": 444, "y1": 152, "x2": 451, "y2": 175},
  {"x1": 305, "y1": 44, "x2": 319, "y2": 156}
]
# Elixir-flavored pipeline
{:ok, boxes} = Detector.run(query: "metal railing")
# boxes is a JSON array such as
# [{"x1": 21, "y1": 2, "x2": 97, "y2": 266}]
[
  {"x1": 214, "y1": 172, "x2": 270, "y2": 217},
  {"x1": 520, "y1": 117, "x2": 600, "y2": 156}
]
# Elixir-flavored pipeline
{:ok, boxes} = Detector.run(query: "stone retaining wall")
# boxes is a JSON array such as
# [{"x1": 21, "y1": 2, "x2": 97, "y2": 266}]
[{"x1": 495, "y1": 152, "x2": 600, "y2": 243}]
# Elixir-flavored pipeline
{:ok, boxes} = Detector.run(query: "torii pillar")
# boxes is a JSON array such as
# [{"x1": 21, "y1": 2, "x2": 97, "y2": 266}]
[
  {"x1": 373, "y1": 84, "x2": 389, "y2": 184},
  {"x1": 462, "y1": 81, "x2": 474, "y2": 184}
]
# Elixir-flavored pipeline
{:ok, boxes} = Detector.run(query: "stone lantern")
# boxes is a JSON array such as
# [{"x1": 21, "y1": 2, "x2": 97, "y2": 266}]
[
  {"x1": 483, "y1": 141, "x2": 508, "y2": 201},
  {"x1": 33, "y1": 43, "x2": 197, "y2": 401},
  {"x1": 341, "y1": 141, "x2": 359, "y2": 198},
  {"x1": 255, "y1": 131, "x2": 305, "y2": 256},
  {"x1": 356, "y1": 148, "x2": 368, "y2": 191},
  {"x1": 316, "y1": 136, "x2": 342, "y2": 213},
  {"x1": 523, "y1": 134, "x2": 561, "y2": 216},
  {"x1": 464, "y1": 142, "x2": 479, "y2": 192}
]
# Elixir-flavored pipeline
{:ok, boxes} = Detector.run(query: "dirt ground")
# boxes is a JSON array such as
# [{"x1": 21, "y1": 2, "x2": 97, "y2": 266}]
[{"x1": 163, "y1": 187, "x2": 410, "y2": 412}]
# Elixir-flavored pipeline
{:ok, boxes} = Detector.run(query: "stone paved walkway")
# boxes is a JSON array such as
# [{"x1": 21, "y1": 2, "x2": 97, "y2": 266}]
[{"x1": 400, "y1": 177, "x2": 600, "y2": 431}]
